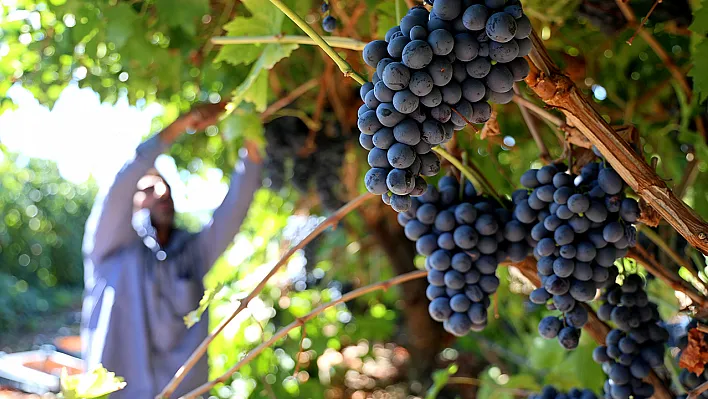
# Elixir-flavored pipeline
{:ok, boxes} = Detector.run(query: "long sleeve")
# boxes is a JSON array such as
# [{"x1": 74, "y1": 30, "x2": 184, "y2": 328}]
[
  {"x1": 196, "y1": 157, "x2": 262, "y2": 276},
  {"x1": 83, "y1": 135, "x2": 168, "y2": 264}
]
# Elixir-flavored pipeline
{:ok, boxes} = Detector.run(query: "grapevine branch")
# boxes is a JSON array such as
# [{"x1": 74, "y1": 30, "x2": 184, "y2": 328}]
[
  {"x1": 266, "y1": 0, "x2": 367, "y2": 85},
  {"x1": 156, "y1": 193, "x2": 375, "y2": 399},
  {"x1": 689, "y1": 380, "x2": 708, "y2": 399},
  {"x1": 525, "y1": 30, "x2": 708, "y2": 255},
  {"x1": 210, "y1": 35, "x2": 367, "y2": 51},
  {"x1": 178, "y1": 269, "x2": 429, "y2": 399}
]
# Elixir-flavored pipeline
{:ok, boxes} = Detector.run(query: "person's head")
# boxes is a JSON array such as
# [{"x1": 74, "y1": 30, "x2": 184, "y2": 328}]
[{"x1": 133, "y1": 168, "x2": 175, "y2": 228}]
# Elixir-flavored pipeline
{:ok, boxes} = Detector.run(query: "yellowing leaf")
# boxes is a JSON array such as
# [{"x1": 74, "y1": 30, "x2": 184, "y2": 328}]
[{"x1": 60, "y1": 365, "x2": 126, "y2": 399}]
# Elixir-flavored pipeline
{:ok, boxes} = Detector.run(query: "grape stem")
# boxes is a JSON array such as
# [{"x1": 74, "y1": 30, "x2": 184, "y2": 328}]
[
  {"x1": 266, "y1": 0, "x2": 367, "y2": 85},
  {"x1": 431, "y1": 147, "x2": 504, "y2": 206},
  {"x1": 178, "y1": 269, "x2": 429, "y2": 399},
  {"x1": 513, "y1": 84, "x2": 550, "y2": 164},
  {"x1": 211, "y1": 35, "x2": 368, "y2": 51},
  {"x1": 637, "y1": 225, "x2": 705, "y2": 285},
  {"x1": 155, "y1": 193, "x2": 376, "y2": 399}
]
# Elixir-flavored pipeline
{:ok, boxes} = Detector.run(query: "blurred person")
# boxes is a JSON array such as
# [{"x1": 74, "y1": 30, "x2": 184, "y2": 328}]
[{"x1": 81, "y1": 103, "x2": 262, "y2": 398}]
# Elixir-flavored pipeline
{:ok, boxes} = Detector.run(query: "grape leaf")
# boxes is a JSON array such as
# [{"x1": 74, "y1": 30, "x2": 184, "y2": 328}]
[
  {"x1": 154, "y1": 0, "x2": 209, "y2": 36},
  {"x1": 229, "y1": 43, "x2": 298, "y2": 111},
  {"x1": 214, "y1": 0, "x2": 290, "y2": 66},
  {"x1": 60, "y1": 365, "x2": 126, "y2": 399},
  {"x1": 102, "y1": 3, "x2": 138, "y2": 48},
  {"x1": 689, "y1": 39, "x2": 708, "y2": 103},
  {"x1": 690, "y1": 0, "x2": 708, "y2": 36}
]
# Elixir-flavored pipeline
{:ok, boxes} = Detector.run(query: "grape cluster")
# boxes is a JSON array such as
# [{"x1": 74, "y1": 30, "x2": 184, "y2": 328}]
[
  {"x1": 321, "y1": 1, "x2": 337, "y2": 33},
  {"x1": 677, "y1": 319, "x2": 708, "y2": 399},
  {"x1": 264, "y1": 116, "x2": 347, "y2": 212},
  {"x1": 359, "y1": 0, "x2": 532, "y2": 212},
  {"x1": 517, "y1": 160, "x2": 639, "y2": 349},
  {"x1": 397, "y1": 176, "x2": 513, "y2": 336},
  {"x1": 530, "y1": 386, "x2": 597, "y2": 399},
  {"x1": 592, "y1": 275, "x2": 668, "y2": 399}
]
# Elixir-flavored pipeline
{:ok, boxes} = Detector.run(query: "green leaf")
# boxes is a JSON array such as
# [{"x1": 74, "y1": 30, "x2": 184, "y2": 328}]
[
  {"x1": 154, "y1": 0, "x2": 209, "y2": 36},
  {"x1": 690, "y1": 0, "x2": 708, "y2": 36},
  {"x1": 184, "y1": 283, "x2": 224, "y2": 328},
  {"x1": 425, "y1": 364, "x2": 458, "y2": 399},
  {"x1": 214, "y1": 0, "x2": 289, "y2": 66},
  {"x1": 223, "y1": 109, "x2": 265, "y2": 144},
  {"x1": 102, "y1": 4, "x2": 138, "y2": 48},
  {"x1": 60, "y1": 365, "x2": 126, "y2": 399},
  {"x1": 229, "y1": 43, "x2": 298, "y2": 111},
  {"x1": 689, "y1": 39, "x2": 708, "y2": 103}
]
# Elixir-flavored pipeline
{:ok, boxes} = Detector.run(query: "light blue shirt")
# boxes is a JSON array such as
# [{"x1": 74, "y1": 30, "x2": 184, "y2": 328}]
[{"x1": 81, "y1": 135, "x2": 261, "y2": 398}]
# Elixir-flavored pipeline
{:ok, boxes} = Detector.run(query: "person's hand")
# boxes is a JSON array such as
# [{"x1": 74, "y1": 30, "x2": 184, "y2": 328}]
[
  {"x1": 160, "y1": 102, "x2": 227, "y2": 144},
  {"x1": 243, "y1": 139, "x2": 263, "y2": 164},
  {"x1": 180, "y1": 102, "x2": 227, "y2": 131}
]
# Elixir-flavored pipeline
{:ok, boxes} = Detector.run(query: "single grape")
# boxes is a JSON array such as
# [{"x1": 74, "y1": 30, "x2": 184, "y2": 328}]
[
  {"x1": 538, "y1": 316, "x2": 562, "y2": 339},
  {"x1": 466, "y1": 57, "x2": 492, "y2": 78},
  {"x1": 453, "y1": 224, "x2": 479, "y2": 249},
  {"x1": 427, "y1": 29, "x2": 455, "y2": 56},
  {"x1": 390, "y1": 194, "x2": 412, "y2": 212},
  {"x1": 387, "y1": 143, "x2": 416, "y2": 169},
  {"x1": 363, "y1": 40, "x2": 388, "y2": 67},
  {"x1": 453, "y1": 33, "x2": 479, "y2": 62},
  {"x1": 427, "y1": 58, "x2": 454, "y2": 86},
  {"x1": 485, "y1": 64, "x2": 514, "y2": 93},
  {"x1": 462, "y1": 4, "x2": 488, "y2": 31},
  {"x1": 322, "y1": 15, "x2": 337, "y2": 32},
  {"x1": 409, "y1": 25, "x2": 427, "y2": 41},
  {"x1": 359, "y1": 133, "x2": 374, "y2": 150},
  {"x1": 517, "y1": 37, "x2": 532, "y2": 56},
  {"x1": 428, "y1": 297, "x2": 453, "y2": 321},
  {"x1": 409, "y1": 71, "x2": 434, "y2": 96},
  {"x1": 471, "y1": 101, "x2": 492, "y2": 123},
  {"x1": 421, "y1": 87, "x2": 443, "y2": 108},
  {"x1": 419, "y1": 152, "x2": 441, "y2": 176},
  {"x1": 557, "y1": 326, "x2": 580, "y2": 350},
  {"x1": 432, "y1": 0, "x2": 462, "y2": 20},
  {"x1": 393, "y1": 90, "x2": 420, "y2": 114},
  {"x1": 619, "y1": 198, "x2": 640, "y2": 223},
  {"x1": 387, "y1": 168, "x2": 414, "y2": 195},
  {"x1": 372, "y1": 127, "x2": 395, "y2": 149},
  {"x1": 376, "y1": 102, "x2": 406, "y2": 127},
  {"x1": 374, "y1": 81, "x2": 394, "y2": 103},
  {"x1": 486, "y1": 12, "x2": 517, "y2": 43},
  {"x1": 446, "y1": 312, "x2": 473, "y2": 336},
  {"x1": 367, "y1": 148, "x2": 390, "y2": 168},
  {"x1": 402, "y1": 40, "x2": 434, "y2": 69},
  {"x1": 431, "y1": 104, "x2": 452, "y2": 123},
  {"x1": 422, "y1": 120, "x2": 446, "y2": 145},
  {"x1": 382, "y1": 62, "x2": 411, "y2": 91},
  {"x1": 514, "y1": 15, "x2": 532, "y2": 39},
  {"x1": 598, "y1": 167, "x2": 623, "y2": 195},
  {"x1": 489, "y1": 40, "x2": 519, "y2": 63},
  {"x1": 441, "y1": 81, "x2": 463, "y2": 105}
]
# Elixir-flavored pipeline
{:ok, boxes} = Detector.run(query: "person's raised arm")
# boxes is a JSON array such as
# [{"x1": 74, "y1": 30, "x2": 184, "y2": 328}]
[
  {"x1": 83, "y1": 103, "x2": 226, "y2": 264},
  {"x1": 196, "y1": 141, "x2": 263, "y2": 275}
]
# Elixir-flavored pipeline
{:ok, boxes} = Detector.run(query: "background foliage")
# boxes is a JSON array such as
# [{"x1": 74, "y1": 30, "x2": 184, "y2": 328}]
[{"x1": 2, "y1": 0, "x2": 708, "y2": 398}]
